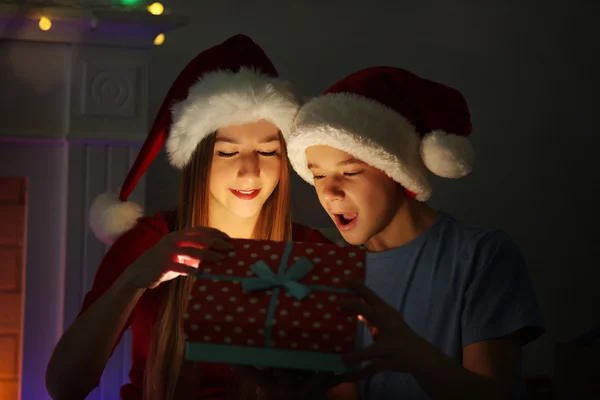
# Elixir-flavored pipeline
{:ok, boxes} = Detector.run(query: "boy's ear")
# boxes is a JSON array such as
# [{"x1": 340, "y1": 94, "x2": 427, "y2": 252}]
[
  {"x1": 394, "y1": 183, "x2": 415, "y2": 209},
  {"x1": 399, "y1": 184, "x2": 417, "y2": 199}
]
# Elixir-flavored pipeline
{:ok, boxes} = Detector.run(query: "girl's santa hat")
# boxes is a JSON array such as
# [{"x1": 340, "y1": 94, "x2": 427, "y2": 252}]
[
  {"x1": 89, "y1": 34, "x2": 301, "y2": 244},
  {"x1": 288, "y1": 66, "x2": 475, "y2": 201}
]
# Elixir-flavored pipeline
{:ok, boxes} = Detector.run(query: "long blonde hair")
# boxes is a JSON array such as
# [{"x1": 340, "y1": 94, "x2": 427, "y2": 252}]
[{"x1": 144, "y1": 132, "x2": 292, "y2": 400}]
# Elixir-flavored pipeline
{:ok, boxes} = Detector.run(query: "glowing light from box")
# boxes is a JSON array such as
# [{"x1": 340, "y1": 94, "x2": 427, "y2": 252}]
[
  {"x1": 177, "y1": 254, "x2": 199, "y2": 267},
  {"x1": 147, "y1": 2, "x2": 164, "y2": 15},
  {"x1": 39, "y1": 16, "x2": 52, "y2": 31},
  {"x1": 153, "y1": 33, "x2": 165, "y2": 46}
]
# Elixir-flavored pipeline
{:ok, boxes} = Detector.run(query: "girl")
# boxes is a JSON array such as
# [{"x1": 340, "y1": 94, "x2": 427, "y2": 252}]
[{"x1": 45, "y1": 35, "x2": 331, "y2": 400}]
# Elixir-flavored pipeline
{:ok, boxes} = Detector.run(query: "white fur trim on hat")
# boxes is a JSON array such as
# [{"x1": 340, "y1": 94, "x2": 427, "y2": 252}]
[
  {"x1": 89, "y1": 193, "x2": 143, "y2": 245},
  {"x1": 288, "y1": 93, "x2": 433, "y2": 201},
  {"x1": 420, "y1": 130, "x2": 475, "y2": 178},
  {"x1": 167, "y1": 67, "x2": 301, "y2": 169}
]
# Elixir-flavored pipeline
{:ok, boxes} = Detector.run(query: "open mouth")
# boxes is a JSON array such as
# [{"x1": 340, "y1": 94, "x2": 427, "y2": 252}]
[
  {"x1": 230, "y1": 189, "x2": 261, "y2": 200},
  {"x1": 333, "y1": 212, "x2": 358, "y2": 231}
]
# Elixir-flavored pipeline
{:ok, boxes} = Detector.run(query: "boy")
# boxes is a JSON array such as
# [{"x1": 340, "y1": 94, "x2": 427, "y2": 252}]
[{"x1": 287, "y1": 66, "x2": 545, "y2": 399}]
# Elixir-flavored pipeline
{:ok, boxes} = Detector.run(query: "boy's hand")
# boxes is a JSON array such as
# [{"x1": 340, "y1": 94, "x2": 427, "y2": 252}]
[{"x1": 340, "y1": 280, "x2": 427, "y2": 381}]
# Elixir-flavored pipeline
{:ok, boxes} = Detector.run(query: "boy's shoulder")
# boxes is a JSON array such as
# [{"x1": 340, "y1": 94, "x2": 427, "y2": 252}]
[
  {"x1": 436, "y1": 215, "x2": 525, "y2": 276},
  {"x1": 438, "y1": 213, "x2": 518, "y2": 252}
]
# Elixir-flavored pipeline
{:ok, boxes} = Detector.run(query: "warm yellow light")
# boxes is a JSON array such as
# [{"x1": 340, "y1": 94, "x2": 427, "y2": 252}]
[
  {"x1": 153, "y1": 33, "x2": 165, "y2": 46},
  {"x1": 147, "y1": 2, "x2": 164, "y2": 15},
  {"x1": 177, "y1": 255, "x2": 199, "y2": 267},
  {"x1": 39, "y1": 16, "x2": 52, "y2": 31}
]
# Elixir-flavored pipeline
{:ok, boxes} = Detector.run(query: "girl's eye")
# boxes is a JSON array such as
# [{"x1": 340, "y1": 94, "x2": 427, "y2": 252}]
[
  {"x1": 258, "y1": 150, "x2": 279, "y2": 157},
  {"x1": 312, "y1": 175, "x2": 325, "y2": 180},
  {"x1": 217, "y1": 151, "x2": 237, "y2": 158}
]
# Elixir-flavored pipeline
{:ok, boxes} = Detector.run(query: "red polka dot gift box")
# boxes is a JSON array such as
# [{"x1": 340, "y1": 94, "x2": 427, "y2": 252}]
[{"x1": 183, "y1": 239, "x2": 366, "y2": 373}]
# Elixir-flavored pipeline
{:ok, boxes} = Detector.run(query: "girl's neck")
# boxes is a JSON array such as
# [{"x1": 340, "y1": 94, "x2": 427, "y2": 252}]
[{"x1": 208, "y1": 199, "x2": 258, "y2": 239}]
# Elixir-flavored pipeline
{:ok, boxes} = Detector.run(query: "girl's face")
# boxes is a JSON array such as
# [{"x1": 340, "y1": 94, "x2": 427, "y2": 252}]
[{"x1": 209, "y1": 120, "x2": 282, "y2": 220}]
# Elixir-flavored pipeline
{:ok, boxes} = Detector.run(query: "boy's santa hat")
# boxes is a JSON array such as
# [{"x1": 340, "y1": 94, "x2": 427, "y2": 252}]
[
  {"x1": 89, "y1": 34, "x2": 301, "y2": 244},
  {"x1": 288, "y1": 66, "x2": 475, "y2": 201}
]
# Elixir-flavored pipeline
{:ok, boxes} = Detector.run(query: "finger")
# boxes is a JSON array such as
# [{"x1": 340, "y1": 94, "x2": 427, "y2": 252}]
[
  {"x1": 230, "y1": 365, "x2": 274, "y2": 387},
  {"x1": 340, "y1": 300, "x2": 381, "y2": 327},
  {"x1": 346, "y1": 279, "x2": 385, "y2": 307},
  {"x1": 342, "y1": 360, "x2": 390, "y2": 383},
  {"x1": 178, "y1": 237, "x2": 233, "y2": 252},
  {"x1": 341, "y1": 344, "x2": 388, "y2": 365},
  {"x1": 167, "y1": 262, "x2": 199, "y2": 276},
  {"x1": 357, "y1": 314, "x2": 375, "y2": 330},
  {"x1": 183, "y1": 226, "x2": 231, "y2": 239},
  {"x1": 176, "y1": 247, "x2": 226, "y2": 264},
  {"x1": 174, "y1": 254, "x2": 198, "y2": 267}
]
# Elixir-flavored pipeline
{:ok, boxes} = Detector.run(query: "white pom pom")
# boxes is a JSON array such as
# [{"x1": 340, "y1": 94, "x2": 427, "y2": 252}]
[
  {"x1": 420, "y1": 130, "x2": 475, "y2": 178},
  {"x1": 89, "y1": 193, "x2": 143, "y2": 245}
]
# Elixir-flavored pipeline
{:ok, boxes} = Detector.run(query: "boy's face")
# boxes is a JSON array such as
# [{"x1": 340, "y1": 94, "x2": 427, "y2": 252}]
[{"x1": 305, "y1": 145, "x2": 401, "y2": 245}]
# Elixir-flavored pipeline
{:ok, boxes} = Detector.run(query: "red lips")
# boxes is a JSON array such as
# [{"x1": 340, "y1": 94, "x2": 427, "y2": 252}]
[{"x1": 229, "y1": 189, "x2": 261, "y2": 200}]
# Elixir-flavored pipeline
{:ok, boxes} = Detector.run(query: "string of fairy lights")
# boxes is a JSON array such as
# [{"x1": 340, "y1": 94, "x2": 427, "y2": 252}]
[{"x1": 1, "y1": 1, "x2": 168, "y2": 45}]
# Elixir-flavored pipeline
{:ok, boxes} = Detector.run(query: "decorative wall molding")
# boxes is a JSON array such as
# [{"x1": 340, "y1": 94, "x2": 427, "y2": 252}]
[
  {"x1": 64, "y1": 142, "x2": 145, "y2": 399},
  {"x1": 0, "y1": 141, "x2": 69, "y2": 400},
  {"x1": 82, "y1": 62, "x2": 138, "y2": 118},
  {"x1": 0, "y1": 4, "x2": 186, "y2": 397},
  {"x1": 0, "y1": 39, "x2": 153, "y2": 142},
  {"x1": 69, "y1": 45, "x2": 149, "y2": 142}
]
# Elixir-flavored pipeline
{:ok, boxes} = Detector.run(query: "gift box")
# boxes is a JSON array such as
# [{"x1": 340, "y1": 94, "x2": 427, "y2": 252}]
[{"x1": 183, "y1": 239, "x2": 366, "y2": 373}]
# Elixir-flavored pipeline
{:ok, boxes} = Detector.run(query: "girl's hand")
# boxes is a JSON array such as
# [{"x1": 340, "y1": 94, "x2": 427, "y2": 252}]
[{"x1": 123, "y1": 226, "x2": 232, "y2": 289}]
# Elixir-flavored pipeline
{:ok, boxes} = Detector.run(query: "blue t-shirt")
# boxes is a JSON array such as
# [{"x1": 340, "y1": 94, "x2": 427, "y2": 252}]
[{"x1": 361, "y1": 213, "x2": 545, "y2": 399}]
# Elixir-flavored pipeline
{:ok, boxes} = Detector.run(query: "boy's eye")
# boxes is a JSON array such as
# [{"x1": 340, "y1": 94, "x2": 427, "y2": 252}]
[
  {"x1": 312, "y1": 175, "x2": 325, "y2": 180},
  {"x1": 344, "y1": 171, "x2": 362, "y2": 176},
  {"x1": 217, "y1": 151, "x2": 237, "y2": 158},
  {"x1": 258, "y1": 150, "x2": 279, "y2": 157}
]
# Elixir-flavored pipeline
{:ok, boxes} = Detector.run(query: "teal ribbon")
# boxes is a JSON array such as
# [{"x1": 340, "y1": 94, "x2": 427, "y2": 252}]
[
  {"x1": 195, "y1": 242, "x2": 355, "y2": 348},
  {"x1": 242, "y1": 255, "x2": 314, "y2": 300}
]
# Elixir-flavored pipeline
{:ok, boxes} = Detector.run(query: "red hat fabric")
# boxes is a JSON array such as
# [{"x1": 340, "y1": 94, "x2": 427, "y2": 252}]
[
  {"x1": 288, "y1": 66, "x2": 475, "y2": 201},
  {"x1": 89, "y1": 34, "x2": 301, "y2": 244}
]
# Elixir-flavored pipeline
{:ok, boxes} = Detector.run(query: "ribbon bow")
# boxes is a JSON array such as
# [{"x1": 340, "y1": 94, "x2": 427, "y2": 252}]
[{"x1": 242, "y1": 257, "x2": 314, "y2": 300}]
